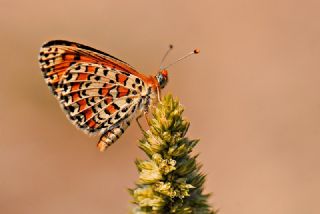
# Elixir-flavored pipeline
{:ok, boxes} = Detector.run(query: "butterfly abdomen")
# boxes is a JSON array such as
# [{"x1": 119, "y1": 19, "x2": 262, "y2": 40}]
[{"x1": 97, "y1": 120, "x2": 131, "y2": 151}]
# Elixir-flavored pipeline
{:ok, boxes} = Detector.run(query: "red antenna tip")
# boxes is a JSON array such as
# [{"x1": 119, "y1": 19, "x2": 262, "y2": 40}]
[{"x1": 194, "y1": 48, "x2": 200, "y2": 54}]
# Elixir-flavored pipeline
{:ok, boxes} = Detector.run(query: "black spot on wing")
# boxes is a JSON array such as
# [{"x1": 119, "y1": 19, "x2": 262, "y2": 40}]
[
  {"x1": 74, "y1": 54, "x2": 80, "y2": 60},
  {"x1": 68, "y1": 105, "x2": 75, "y2": 113},
  {"x1": 131, "y1": 105, "x2": 136, "y2": 113},
  {"x1": 115, "y1": 112, "x2": 121, "y2": 120},
  {"x1": 81, "y1": 90, "x2": 88, "y2": 96},
  {"x1": 104, "y1": 108, "x2": 110, "y2": 115},
  {"x1": 121, "y1": 107, "x2": 128, "y2": 113},
  {"x1": 92, "y1": 107, "x2": 98, "y2": 114},
  {"x1": 112, "y1": 103, "x2": 120, "y2": 110},
  {"x1": 126, "y1": 97, "x2": 132, "y2": 104},
  {"x1": 103, "y1": 69, "x2": 109, "y2": 76},
  {"x1": 120, "y1": 127, "x2": 125, "y2": 134},
  {"x1": 98, "y1": 88, "x2": 103, "y2": 95},
  {"x1": 66, "y1": 73, "x2": 73, "y2": 81}
]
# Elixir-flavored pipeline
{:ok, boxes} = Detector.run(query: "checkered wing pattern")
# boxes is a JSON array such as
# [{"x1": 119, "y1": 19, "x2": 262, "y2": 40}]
[{"x1": 39, "y1": 40, "x2": 151, "y2": 151}]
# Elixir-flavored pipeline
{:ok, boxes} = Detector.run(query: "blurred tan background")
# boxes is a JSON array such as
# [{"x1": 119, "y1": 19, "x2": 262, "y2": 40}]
[{"x1": 1, "y1": 0, "x2": 320, "y2": 213}]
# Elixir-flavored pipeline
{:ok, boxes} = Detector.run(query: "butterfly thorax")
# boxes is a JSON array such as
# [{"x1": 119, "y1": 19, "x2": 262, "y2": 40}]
[{"x1": 139, "y1": 76, "x2": 159, "y2": 112}]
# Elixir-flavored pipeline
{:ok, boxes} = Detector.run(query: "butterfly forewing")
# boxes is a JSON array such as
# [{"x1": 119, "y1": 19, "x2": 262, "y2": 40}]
[{"x1": 39, "y1": 40, "x2": 145, "y2": 95}]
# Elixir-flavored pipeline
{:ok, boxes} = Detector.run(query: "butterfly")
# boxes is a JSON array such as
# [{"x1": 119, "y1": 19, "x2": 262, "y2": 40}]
[{"x1": 39, "y1": 40, "x2": 199, "y2": 152}]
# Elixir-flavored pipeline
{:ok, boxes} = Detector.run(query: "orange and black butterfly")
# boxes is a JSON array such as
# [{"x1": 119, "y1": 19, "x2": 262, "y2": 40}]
[{"x1": 39, "y1": 40, "x2": 199, "y2": 151}]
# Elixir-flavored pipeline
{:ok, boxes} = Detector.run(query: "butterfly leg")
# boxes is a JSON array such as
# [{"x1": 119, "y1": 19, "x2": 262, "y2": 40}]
[
  {"x1": 136, "y1": 114, "x2": 145, "y2": 132},
  {"x1": 136, "y1": 111, "x2": 151, "y2": 132},
  {"x1": 144, "y1": 111, "x2": 151, "y2": 127},
  {"x1": 157, "y1": 86, "x2": 162, "y2": 103}
]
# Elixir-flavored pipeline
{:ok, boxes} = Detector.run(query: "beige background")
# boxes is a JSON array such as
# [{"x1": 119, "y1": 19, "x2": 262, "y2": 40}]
[{"x1": 1, "y1": 0, "x2": 320, "y2": 213}]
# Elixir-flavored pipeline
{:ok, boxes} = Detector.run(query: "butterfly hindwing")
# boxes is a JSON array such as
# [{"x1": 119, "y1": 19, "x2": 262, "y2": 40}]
[{"x1": 57, "y1": 62, "x2": 147, "y2": 134}]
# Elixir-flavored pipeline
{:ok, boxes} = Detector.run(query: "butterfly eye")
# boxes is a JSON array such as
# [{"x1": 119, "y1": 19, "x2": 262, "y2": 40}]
[{"x1": 156, "y1": 72, "x2": 168, "y2": 89}]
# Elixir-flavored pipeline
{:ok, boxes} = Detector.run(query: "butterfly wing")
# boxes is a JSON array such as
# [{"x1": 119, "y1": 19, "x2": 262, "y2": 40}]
[
  {"x1": 39, "y1": 41, "x2": 154, "y2": 150},
  {"x1": 57, "y1": 62, "x2": 145, "y2": 134},
  {"x1": 39, "y1": 40, "x2": 146, "y2": 96}
]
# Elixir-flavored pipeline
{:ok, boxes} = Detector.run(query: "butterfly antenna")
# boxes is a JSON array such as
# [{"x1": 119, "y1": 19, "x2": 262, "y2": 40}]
[
  {"x1": 161, "y1": 48, "x2": 200, "y2": 70},
  {"x1": 159, "y1": 44, "x2": 174, "y2": 69}
]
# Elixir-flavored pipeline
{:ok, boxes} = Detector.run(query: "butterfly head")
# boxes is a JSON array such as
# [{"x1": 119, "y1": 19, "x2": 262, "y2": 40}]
[
  {"x1": 156, "y1": 69, "x2": 168, "y2": 89},
  {"x1": 157, "y1": 47, "x2": 199, "y2": 89}
]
